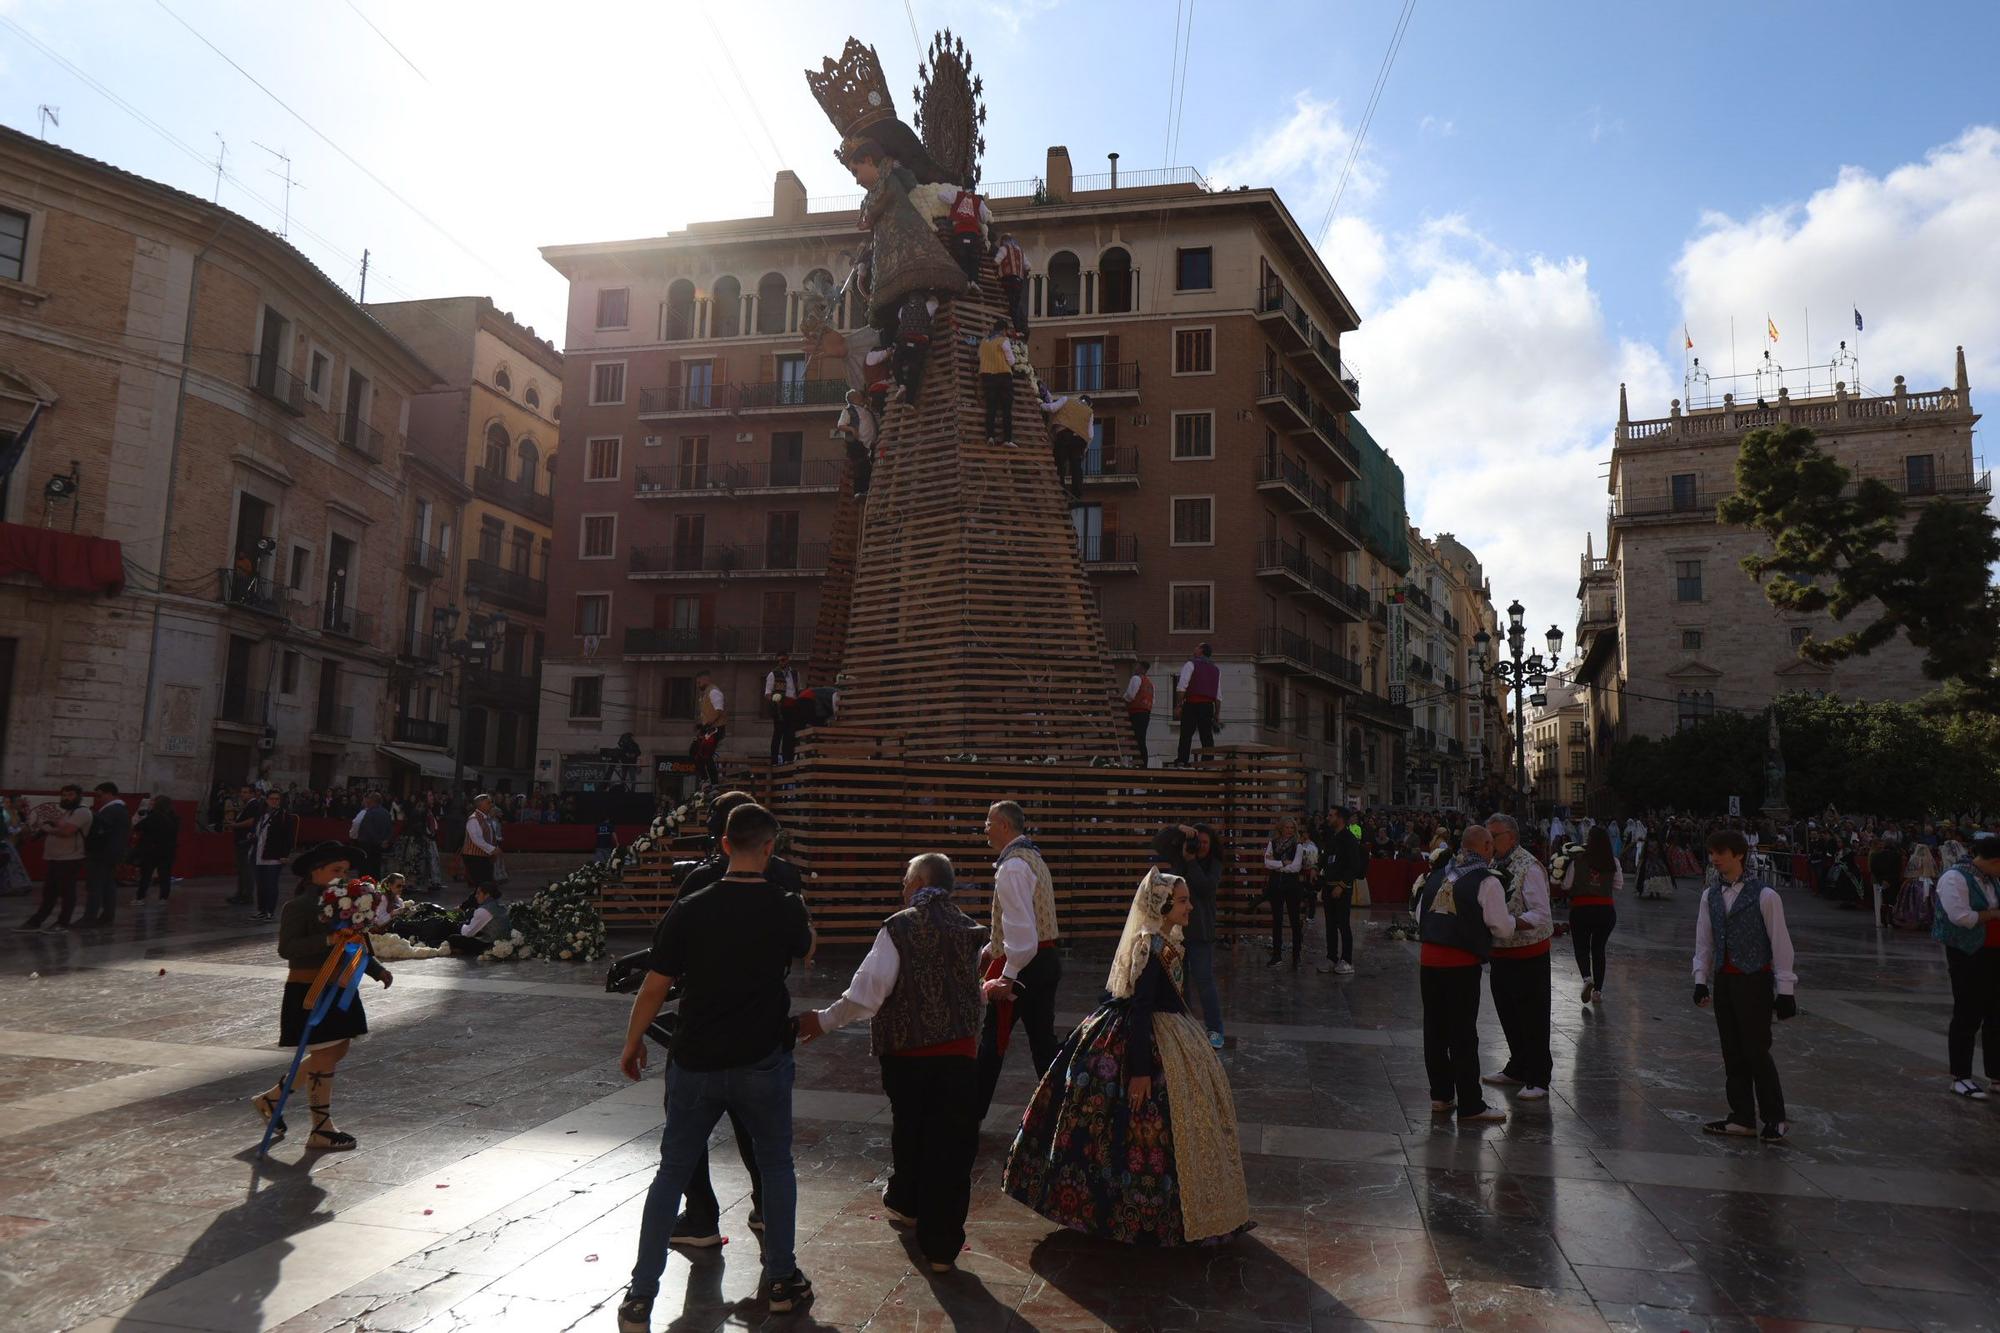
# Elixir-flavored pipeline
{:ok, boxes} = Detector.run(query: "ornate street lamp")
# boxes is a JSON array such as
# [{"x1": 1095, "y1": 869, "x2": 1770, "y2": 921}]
[{"x1": 1473, "y1": 599, "x2": 1549, "y2": 817}]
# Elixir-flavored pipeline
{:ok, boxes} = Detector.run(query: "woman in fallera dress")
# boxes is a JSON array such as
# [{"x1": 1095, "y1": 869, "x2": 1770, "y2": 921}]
[{"x1": 1002, "y1": 869, "x2": 1252, "y2": 1245}]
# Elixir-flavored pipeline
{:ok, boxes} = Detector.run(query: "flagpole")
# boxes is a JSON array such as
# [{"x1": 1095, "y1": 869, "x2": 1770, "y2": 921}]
[
  {"x1": 1804, "y1": 306, "x2": 1811, "y2": 393},
  {"x1": 1731, "y1": 316, "x2": 1737, "y2": 380}
]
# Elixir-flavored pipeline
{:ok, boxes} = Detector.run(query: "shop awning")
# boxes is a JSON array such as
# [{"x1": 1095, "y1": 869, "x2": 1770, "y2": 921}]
[{"x1": 376, "y1": 744, "x2": 473, "y2": 783}]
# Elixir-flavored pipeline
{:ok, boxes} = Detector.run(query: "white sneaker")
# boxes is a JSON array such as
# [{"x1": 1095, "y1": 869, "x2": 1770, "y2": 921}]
[
  {"x1": 1334, "y1": 960, "x2": 1354, "y2": 975},
  {"x1": 1518, "y1": 1086, "x2": 1548, "y2": 1100},
  {"x1": 1480, "y1": 1072, "x2": 1523, "y2": 1088},
  {"x1": 1951, "y1": 1078, "x2": 1989, "y2": 1100},
  {"x1": 1315, "y1": 961, "x2": 1335, "y2": 974}
]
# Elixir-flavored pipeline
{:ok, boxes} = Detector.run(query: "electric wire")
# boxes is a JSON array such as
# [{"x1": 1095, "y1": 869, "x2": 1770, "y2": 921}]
[
  {"x1": 1167, "y1": 0, "x2": 1195, "y2": 166},
  {"x1": 1315, "y1": 0, "x2": 1416, "y2": 250},
  {"x1": 341, "y1": 0, "x2": 430, "y2": 85},
  {"x1": 1161, "y1": 0, "x2": 1185, "y2": 166}
]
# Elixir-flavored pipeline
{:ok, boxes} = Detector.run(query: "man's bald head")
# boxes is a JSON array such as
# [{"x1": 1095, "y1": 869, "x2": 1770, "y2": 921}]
[{"x1": 1460, "y1": 825, "x2": 1493, "y2": 857}]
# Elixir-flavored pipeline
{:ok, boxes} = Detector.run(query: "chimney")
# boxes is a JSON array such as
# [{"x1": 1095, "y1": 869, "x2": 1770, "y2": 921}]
[
  {"x1": 773, "y1": 170, "x2": 807, "y2": 223},
  {"x1": 1045, "y1": 146, "x2": 1072, "y2": 199},
  {"x1": 1108, "y1": 152, "x2": 1119, "y2": 188}
]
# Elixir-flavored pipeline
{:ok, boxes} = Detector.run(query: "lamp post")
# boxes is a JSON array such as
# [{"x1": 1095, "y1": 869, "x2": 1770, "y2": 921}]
[
  {"x1": 435, "y1": 592, "x2": 508, "y2": 796},
  {"x1": 1472, "y1": 601, "x2": 1563, "y2": 817}
]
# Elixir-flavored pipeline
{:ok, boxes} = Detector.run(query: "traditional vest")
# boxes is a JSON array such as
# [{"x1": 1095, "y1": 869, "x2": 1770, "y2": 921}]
[
  {"x1": 995, "y1": 240, "x2": 1027, "y2": 279},
  {"x1": 992, "y1": 837, "x2": 1059, "y2": 956},
  {"x1": 1705, "y1": 880, "x2": 1772, "y2": 975},
  {"x1": 978, "y1": 336, "x2": 1012, "y2": 375},
  {"x1": 1493, "y1": 846, "x2": 1554, "y2": 950},
  {"x1": 698, "y1": 687, "x2": 724, "y2": 726},
  {"x1": 472, "y1": 901, "x2": 512, "y2": 942},
  {"x1": 1419, "y1": 857, "x2": 1497, "y2": 961},
  {"x1": 1933, "y1": 861, "x2": 1998, "y2": 955},
  {"x1": 1128, "y1": 674, "x2": 1154, "y2": 715},
  {"x1": 870, "y1": 893, "x2": 987, "y2": 1057},
  {"x1": 1183, "y1": 657, "x2": 1220, "y2": 703},
  {"x1": 949, "y1": 189, "x2": 983, "y2": 235},
  {"x1": 1052, "y1": 397, "x2": 1092, "y2": 438}
]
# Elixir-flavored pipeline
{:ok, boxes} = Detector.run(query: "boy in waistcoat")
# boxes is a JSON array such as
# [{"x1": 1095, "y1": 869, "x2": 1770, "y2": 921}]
[
  {"x1": 974, "y1": 800, "x2": 1063, "y2": 1119},
  {"x1": 798, "y1": 852, "x2": 986, "y2": 1271},
  {"x1": 1415, "y1": 824, "x2": 1518, "y2": 1123},
  {"x1": 1482, "y1": 814, "x2": 1554, "y2": 1100},
  {"x1": 1693, "y1": 829, "x2": 1798, "y2": 1141}
]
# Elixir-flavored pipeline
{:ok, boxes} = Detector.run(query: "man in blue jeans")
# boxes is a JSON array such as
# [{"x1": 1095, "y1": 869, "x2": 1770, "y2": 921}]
[{"x1": 617, "y1": 802, "x2": 815, "y2": 1327}]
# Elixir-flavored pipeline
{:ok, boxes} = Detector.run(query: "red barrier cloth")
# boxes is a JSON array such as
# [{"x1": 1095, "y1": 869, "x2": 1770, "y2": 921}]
[
  {"x1": 0, "y1": 522, "x2": 124, "y2": 594},
  {"x1": 1366, "y1": 857, "x2": 1427, "y2": 906}
]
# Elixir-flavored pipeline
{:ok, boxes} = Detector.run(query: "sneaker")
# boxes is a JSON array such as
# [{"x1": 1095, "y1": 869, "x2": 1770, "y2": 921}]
[
  {"x1": 1207, "y1": 1031, "x2": 1225, "y2": 1050},
  {"x1": 761, "y1": 1269, "x2": 813, "y2": 1313},
  {"x1": 1518, "y1": 1086, "x2": 1548, "y2": 1101},
  {"x1": 669, "y1": 1214, "x2": 722, "y2": 1248},
  {"x1": 1480, "y1": 1072, "x2": 1523, "y2": 1088},
  {"x1": 1459, "y1": 1107, "x2": 1507, "y2": 1123},
  {"x1": 1760, "y1": 1121, "x2": 1790, "y2": 1143},
  {"x1": 1334, "y1": 960, "x2": 1354, "y2": 975},
  {"x1": 1315, "y1": 961, "x2": 1336, "y2": 974},
  {"x1": 616, "y1": 1294, "x2": 653, "y2": 1332},
  {"x1": 39, "y1": 923, "x2": 68, "y2": 935},
  {"x1": 1702, "y1": 1119, "x2": 1757, "y2": 1137},
  {"x1": 1951, "y1": 1078, "x2": 1990, "y2": 1100},
  {"x1": 1580, "y1": 979, "x2": 1595, "y2": 1004}
]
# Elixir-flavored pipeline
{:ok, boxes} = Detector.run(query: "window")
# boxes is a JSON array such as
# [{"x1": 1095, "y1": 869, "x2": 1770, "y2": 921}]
[
  {"x1": 677, "y1": 435, "x2": 710, "y2": 489},
  {"x1": 1046, "y1": 251, "x2": 1080, "y2": 316},
  {"x1": 1173, "y1": 327, "x2": 1214, "y2": 374},
  {"x1": 711, "y1": 276, "x2": 742, "y2": 337},
  {"x1": 1260, "y1": 678, "x2": 1281, "y2": 728},
  {"x1": 493, "y1": 366, "x2": 512, "y2": 393},
  {"x1": 766, "y1": 510, "x2": 801, "y2": 568},
  {"x1": 0, "y1": 207, "x2": 27, "y2": 282},
  {"x1": 1170, "y1": 582, "x2": 1214, "y2": 633},
  {"x1": 308, "y1": 349, "x2": 331, "y2": 401},
  {"x1": 478, "y1": 516, "x2": 505, "y2": 564},
  {"x1": 1676, "y1": 689, "x2": 1714, "y2": 732},
  {"x1": 755, "y1": 273, "x2": 789, "y2": 336},
  {"x1": 769, "y1": 431, "x2": 804, "y2": 486},
  {"x1": 569, "y1": 675, "x2": 603, "y2": 719},
  {"x1": 1071, "y1": 502, "x2": 1104, "y2": 559},
  {"x1": 288, "y1": 545, "x2": 310, "y2": 591},
  {"x1": 661, "y1": 676, "x2": 695, "y2": 719},
  {"x1": 1571, "y1": 782, "x2": 1587, "y2": 805},
  {"x1": 1674, "y1": 559, "x2": 1702, "y2": 602},
  {"x1": 575, "y1": 594, "x2": 610, "y2": 636},
  {"x1": 1172, "y1": 412, "x2": 1214, "y2": 460},
  {"x1": 1681, "y1": 629, "x2": 1703, "y2": 651},
  {"x1": 1670, "y1": 473, "x2": 1699, "y2": 512},
  {"x1": 1099, "y1": 248, "x2": 1133, "y2": 314},
  {"x1": 1292, "y1": 689, "x2": 1310, "y2": 737},
  {"x1": 1175, "y1": 246, "x2": 1213, "y2": 291},
  {"x1": 664, "y1": 279, "x2": 697, "y2": 341},
  {"x1": 597, "y1": 287, "x2": 631, "y2": 329},
  {"x1": 776, "y1": 354, "x2": 808, "y2": 404},
  {"x1": 483, "y1": 423, "x2": 509, "y2": 473},
  {"x1": 280, "y1": 650, "x2": 300, "y2": 695},
  {"x1": 591, "y1": 362, "x2": 626, "y2": 405},
  {"x1": 1906, "y1": 453, "x2": 1937, "y2": 495},
  {"x1": 525, "y1": 385, "x2": 541, "y2": 410},
  {"x1": 1789, "y1": 626, "x2": 1810, "y2": 648},
  {"x1": 586, "y1": 436, "x2": 621, "y2": 481},
  {"x1": 1171, "y1": 496, "x2": 1213, "y2": 546},
  {"x1": 682, "y1": 360, "x2": 713, "y2": 408},
  {"x1": 581, "y1": 515, "x2": 616, "y2": 559}
]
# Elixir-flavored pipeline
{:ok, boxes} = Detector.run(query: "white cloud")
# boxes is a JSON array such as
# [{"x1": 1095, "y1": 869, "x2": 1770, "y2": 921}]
[
  {"x1": 1418, "y1": 114, "x2": 1455, "y2": 137},
  {"x1": 1208, "y1": 93, "x2": 1380, "y2": 222},
  {"x1": 1673, "y1": 125, "x2": 2000, "y2": 400}
]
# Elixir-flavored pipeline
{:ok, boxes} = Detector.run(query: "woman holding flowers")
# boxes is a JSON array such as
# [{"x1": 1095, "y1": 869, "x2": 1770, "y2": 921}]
[{"x1": 252, "y1": 841, "x2": 393, "y2": 1152}]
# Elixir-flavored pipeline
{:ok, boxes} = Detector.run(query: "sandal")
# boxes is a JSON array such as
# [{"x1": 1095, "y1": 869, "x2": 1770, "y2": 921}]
[
  {"x1": 306, "y1": 1126, "x2": 357, "y2": 1152},
  {"x1": 252, "y1": 1092, "x2": 288, "y2": 1140}
]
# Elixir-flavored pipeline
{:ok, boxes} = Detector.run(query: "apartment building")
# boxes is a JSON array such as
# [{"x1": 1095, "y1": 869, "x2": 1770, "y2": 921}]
[
  {"x1": 1573, "y1": 359, "x2": 1982, "y2": 810},
  {"x1": 1525, "y1": 679, "x2": 1589, "y2": 812},
  {"x1": 0, "y1": 124, "x2": 446, "y2": 794},
  {"x1": 366, "y1": 297, "x2": 562, "y2": 793},
  {"x1": 537, "y1": 152, "x2": 1413, "y2": 805}
]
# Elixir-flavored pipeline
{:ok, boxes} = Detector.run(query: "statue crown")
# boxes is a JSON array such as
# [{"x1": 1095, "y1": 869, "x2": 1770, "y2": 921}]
[{"x1": 805, "y1": 38, "x2": 897, "y2": 140}]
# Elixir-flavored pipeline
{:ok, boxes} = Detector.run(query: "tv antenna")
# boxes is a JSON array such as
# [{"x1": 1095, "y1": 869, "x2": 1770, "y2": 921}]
[
  {"x1": 36, "y1": 105, "x2": 59, "y2": 140},
  {"x1": 253, "y1": 142, "x2": 304, "y2": 238},
  {"x1": 211, "y1": 133, "x2": 227, "y2": 203}
]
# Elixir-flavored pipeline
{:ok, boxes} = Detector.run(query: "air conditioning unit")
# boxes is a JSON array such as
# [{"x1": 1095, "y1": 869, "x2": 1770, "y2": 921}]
[
  {"x1": 735, "y1": 432, "x2": 754, "y2": 443},
  {"x1": 643, "y1": 435, "x2": 663, "y2": 448}
]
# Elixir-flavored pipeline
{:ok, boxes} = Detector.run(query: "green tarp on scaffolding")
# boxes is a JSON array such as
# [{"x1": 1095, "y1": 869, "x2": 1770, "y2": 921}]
[{"x1": 1348, "y1": 415, "x2": 1410, "y2": 575}]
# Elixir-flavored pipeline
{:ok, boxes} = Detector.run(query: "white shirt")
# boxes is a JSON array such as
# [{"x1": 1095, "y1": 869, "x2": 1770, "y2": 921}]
[
  {"x1": 1936, "y1": 865, "x2": 1992, "y2": 930},
  {"x1": 817, "y1": 927, "x2": 901, "y2": 1032},
  {"x1": 462, "y1": 905, "x2": 495, "y2": 938},
  {"x1": 464, "y1": 811, "x2": 500, "y2": 857},
  {"x1": 1123, "y1": 673, "x2": 1147, "y2": 704},
  {"x1": 349, "y1": 810, "x2": 365, "y2": 839},
  {"x1": 993, "y1": 852, "x2": 1041, "y2": 980},
  {"x1": 704, "y1": 685, "x2": 726, "y2": 718},
  {"x1": 1262, "y1": 841, "x2": 1303, "y2": 874},
  {"x1": 764, "y1": 668, "x2": 799, "y2": 700},
  {"x1": 1692, "y1": 881, "x2": 1798, "y2": 995}
]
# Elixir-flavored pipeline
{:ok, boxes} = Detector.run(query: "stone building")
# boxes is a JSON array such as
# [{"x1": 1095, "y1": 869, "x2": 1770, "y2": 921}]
[
  {"x1": 537, "y1": 153, "x2": 1420, "y2": 808},
  {"x1": 1573, "y1": 359, "x2": 1983, "y2": 811},
  {"x1": 1526, "y1": 678, "x2": 1588, "y2": 813},
  {"x1": 0, "y1": 124, "x2": 447, "y2": 795},
  {"x1": 365, "y1": 297, "x2": 563, "y2": 794}
]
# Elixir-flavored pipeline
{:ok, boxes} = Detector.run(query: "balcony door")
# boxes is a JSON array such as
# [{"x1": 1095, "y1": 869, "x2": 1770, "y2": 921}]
[
  {"x1": 683, "y1": 360, "x2": 713, "y2": 409},
  {"x1": 1071, "y1": 337, "x2": 1105, "y2": 393},
  {"x1": 766, "y1": 511, "x2": 800, "y2": 569},
  {"x1": 770, "y1": 432, "x2": 803, "y2": 488},
  {"x1": 1071, "y1": 502, "x2": 1104, "y2": 561},
  {"x1": 672, "y1": 515, "x2": 705, "y2": 571},
  {"x1": 676, "y1": 436, "x2": 708, "y2": 490},
  {"x1": 325, "y1": 534, "x2": 355, "y2": 618},
  {"x1": 776, "y1": 354, "x2": 807, "y2": 405}
]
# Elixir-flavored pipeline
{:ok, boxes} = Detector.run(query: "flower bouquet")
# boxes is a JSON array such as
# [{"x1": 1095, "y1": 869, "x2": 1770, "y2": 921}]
[{"x1": 319, "y1": 876, "x2": 381, "y2": 932}]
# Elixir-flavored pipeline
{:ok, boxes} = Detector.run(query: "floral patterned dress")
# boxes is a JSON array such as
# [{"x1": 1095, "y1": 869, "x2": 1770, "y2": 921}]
[{"x1": 1002, "y1": 941, "x2": 1252, "y2": 1245}]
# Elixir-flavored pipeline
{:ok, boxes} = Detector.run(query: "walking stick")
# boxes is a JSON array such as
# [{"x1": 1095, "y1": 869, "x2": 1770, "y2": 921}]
[{"x1": 257, "y1": 937, "x2": 368, "y2": 1157}]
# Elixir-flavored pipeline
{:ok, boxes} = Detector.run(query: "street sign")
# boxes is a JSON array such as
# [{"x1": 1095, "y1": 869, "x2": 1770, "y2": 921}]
[{"x1": 1727, "y1": 795, "x2": 1741, "y2": 816}]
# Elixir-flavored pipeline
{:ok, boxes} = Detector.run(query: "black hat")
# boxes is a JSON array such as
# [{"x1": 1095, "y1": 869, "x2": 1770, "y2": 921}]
[
  {"x1": 289, "y1": 841, "x2": 353, "y2": 878},
  {"x1": 1972, "y1": 833, "x2": 2000, "y2": 860}
]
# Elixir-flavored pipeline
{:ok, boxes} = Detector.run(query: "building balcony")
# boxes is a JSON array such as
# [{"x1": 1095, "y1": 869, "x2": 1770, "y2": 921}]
[
  {"x1": 1080, "y1": 533, "x2": 1139, "y2": 572},
  {"x1": 637, "y1": 383, "x2": 736, "y2": 418},
  {"x1": 405, "y1": 537, "x2": 448, "y2": 582},
  {"x1": 472, "y1": 465, "x2": 556, "y2": 523},
  {"x1": 1254, "y1": 281, "x2": 1314, "y2": 354},
  {"x1": 1308, "y1": 558, "x2": 1372, "y2": 621},
  {"x1": 1253, "y1": 537, "x2": 1313, "y2": 592},
  {"x1": 1254, "y1": 626, "x2": 1315, "y2": 675},
  {"x1": 733, "y1": 379, "x2": 849, "y2": 413},
  {"x1": 216, "y1": 568, "x2": 290, "y2": 621},
  {"x1": 1306, "y1": 401, "x2": 1360, "y2": 477},
  {"x1": 1104, "y1": 621, "x2": 1137, "y2": 655},
  {"x1": 732, "y1": 459, "x2": 843, "y2": 494},
  {"x1": 634, "y1": 464, "x2": 732, "y2": 498},
  {"x1": 1407, "y1": 656, "x2": 1437, "y2": 683},
  {"x1": 1041, "y1": 361, "x2": 1140, "y2": 401},
  {"x1": 1412, "y1": 726, "x2": 1435, "y2": 751},
  {"x1": 465, "y1": 557, "x2": 548, "y2": 615},
  {"x1": 1311, "y1": 641, "x2": 1363, "y2": 689},
  {"x1": 1349, "y1": 692, "x2": 1412, "y2": 730},
  {"x1": 398, "y1": 628, "x2": 441, "y2": 664},
  {"x1": 462, "y1": 667, "x2": 537, "y2": 711},
  {"x1": 630, "y1": 543, "x2": 738, "y2": 578},
  {"x1": 246, "y1": 353, "x2": 305, "y2": 415},
  {"x1": 393, "y1": 716, "x2": 450, "y2": 747},
  {"x1": 215, "y1": 683, "x2": 269, "y2": 727},
  {"x1": 316, "y1": 602, "x2": 375, "y2": 646},
  {"x1": 313, "y1": 704, "x2": 355, "y2": 739},
  {"x1": 1255, "y1": 368, "x2": 1313, "y2": 431},
  {"x1": 734, "y1": 542, "x2": 830, "y2": 577},
  {"x1": 335, "y1": 414, "x2": 384, "y2": 463},
  {"x1": 1082, "y1": 444, "x2": 1139, "y2": 486},
  {"x1": 625, "y1": 626, "x2": 738, "y2": 658},
  {"x1": 1301, "y1": 330, "x2": 1361, "y2": 408}
]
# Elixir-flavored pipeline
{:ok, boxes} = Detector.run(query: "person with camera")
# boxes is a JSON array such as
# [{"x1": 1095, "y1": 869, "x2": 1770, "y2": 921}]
[
  {"x1": 618, "y1": 802, "x2": 816, "y2": 1325},
  {"x1": 1318, "y1": 808, "x2": 1366, "y2": 976}
]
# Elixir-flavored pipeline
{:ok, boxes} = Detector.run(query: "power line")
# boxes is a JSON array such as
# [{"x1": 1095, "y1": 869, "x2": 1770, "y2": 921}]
[
  {"x1": 903, "y1": 0, "x2": 923, "y2": 57},
  {"x1": 1168, "y1": 0, "x2": 1196, "y2": 165},
  {"x1": 1315, "y1": 0, "x2": 1416, "y2": 250},
  {"x1": 697, "y1": 8, "x2": 786, "y2": 173},
  {"x1": 1161, "y1": 0, "x2": 1185, "y2": 165},
  {"x1": 341, "y1": 0, "x2": 430, "y2": 85}
]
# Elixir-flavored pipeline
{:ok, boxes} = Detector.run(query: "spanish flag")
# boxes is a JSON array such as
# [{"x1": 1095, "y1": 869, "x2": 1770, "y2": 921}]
[
  {"x1": 1683, "y1": 325, "x2": 1693, "y2": 350},
  {"x1": 1767, "y1": 315, "x2": 1779, "y2": 343}
]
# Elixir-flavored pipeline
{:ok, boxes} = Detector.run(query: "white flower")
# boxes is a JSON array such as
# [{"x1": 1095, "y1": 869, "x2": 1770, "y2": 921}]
[
  {"x1": 337, "y1": 896, "x2": 352, "y2": 910},
  {"x1": 560, "y1": 949, "x2": 573, "y2": 959}
]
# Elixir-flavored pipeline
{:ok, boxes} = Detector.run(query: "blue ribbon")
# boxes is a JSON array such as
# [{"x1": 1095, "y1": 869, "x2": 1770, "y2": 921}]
[{"x1": 257, "y1": 939, "x2": 367, "y2": 1157}]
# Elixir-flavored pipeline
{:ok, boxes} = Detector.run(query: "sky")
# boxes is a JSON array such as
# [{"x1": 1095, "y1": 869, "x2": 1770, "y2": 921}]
[{"x1": 5, "y1": 0, "x2": 1999, "y2": 626}]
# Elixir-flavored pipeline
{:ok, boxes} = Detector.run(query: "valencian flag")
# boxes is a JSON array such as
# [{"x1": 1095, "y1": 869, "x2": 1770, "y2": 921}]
[
  {"x1": 1683, "y1": 324, "x2": 1693, "y2": 349},
  {"x1": 1854, "y1": 308, "x2": 1864, "y2": 332},
  {"x1": 1767, "y1": 316, "x2": 1780, "y2": 342},
  {"x1": 0, "y1": 403, "x2": 41, "y2": 484}
]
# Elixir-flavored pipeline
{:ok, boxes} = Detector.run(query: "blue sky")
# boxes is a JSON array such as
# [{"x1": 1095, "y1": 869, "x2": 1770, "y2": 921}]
[{"x1": 4, "y1": 0, "x2": 1997, "y2": 621}]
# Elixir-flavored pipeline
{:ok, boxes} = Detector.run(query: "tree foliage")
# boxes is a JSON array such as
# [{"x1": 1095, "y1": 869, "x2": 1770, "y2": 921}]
[{"x1": 1717, "y1": 425, "x2": 2000, "y2": 701}]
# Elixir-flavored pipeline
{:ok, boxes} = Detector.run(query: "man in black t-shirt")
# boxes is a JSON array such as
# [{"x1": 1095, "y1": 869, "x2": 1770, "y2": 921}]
[{"x1": 618, "y1": 803, "x2": 815, "y2": 1326}]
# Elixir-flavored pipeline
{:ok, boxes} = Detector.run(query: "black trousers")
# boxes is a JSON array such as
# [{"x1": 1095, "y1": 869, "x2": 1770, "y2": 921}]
[
  {"x1": 953, "y1": 233, "x2": 983, "y2": 283},
  {"x1": 981, "y1": 372, "x2": 1014, "y2": 441},
  {"x1": 976, "y1": 948, "x2": 1062, "y2": 1118},
  {"x1": 132, "y1": 855, "x2": 174, "y2": 900},
  {"x1": 770, "y1": 711, "x2": 797, "y2": 765},
  {"x1": 1945, "y1": 946, "x2": 2000, "y2": 1079},
  {"x1": 1001, "y1": 274, "x2": 1028, "y2": 333},
  {"x1": 690, "y1": 726, "x2": 724, "y2": 785},
  {"x1": 356, "y1": 842, "x2": 387, "y2": 878},
  {"x1": 1053, "y1": 432, "x2": 1085, "y2": 495},
  {"x1": 681, "y1": 1106, "x2": 763, "y2": 1229},
  {"x1": 445, "y1": 935, "x2": 493, "y2": 957},
  {"x1": 1127, "y1": 711, "x2": 1150, "y2": 764},
  {"x1": 880, "y1": 1054, "x2": 980, "y2": 1264},
  {"x1": 1267, "y1": 880, "x2": 1304, "y2": 959},
  {"x1": 1714, "y1": 970, "x2": 1785, "y2": 1126},
  {"x1": 24, "y1": 860, "x2": 82, "y2": 926},
  {"x1": 1569, "y1": 904, "x2": 1616, "y2": 990},
  {"x1": 1489, "y1": 951, "x2": 1553, "y2": 1087},
  {"x1": 1322, "y1": 885, "x2": 1353, "y2": 962},
  {"x1": 1176, "y1": 701, "x2": 1217, "y2": 764},
  {"x1": 1421, "y1": 964, "x2": 1488, "y2": 1114},
  {"x1": 846, "y1": 437, "x2": 874, "y2": 497}
]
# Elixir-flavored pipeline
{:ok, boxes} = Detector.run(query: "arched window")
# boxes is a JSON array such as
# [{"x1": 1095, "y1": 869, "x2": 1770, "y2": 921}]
[
  {"x1": 1099, "y1": 246, "x2": 1133, "y2": 314},
  {"x1": 517, "y1": 437, "x2": 540, "y2": 486},
  {"x1": 665, "y1": 279, "x2": 696, "y2": 341},
  {"x1": 711, "y1": 276, "x2": 741, "y2": 338},
  {"x1": 755, "y1": 272, "x2": 789, "y2": 336},
  {"x1": 802, "y1": 267, "x2": 835, "y2": 331},
  {"x1": 524, "y1": 385, "x2": 541, "y2": 410},
  {"x1": 1047, "y1": 252, "x2": 1080, "y2": 317},
  {"x1": 483, "y1": 422, "x2": 509, "y2": 474},
  {"x1": 493, "y1": 366, "x2": 512, "y2": 393}
]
